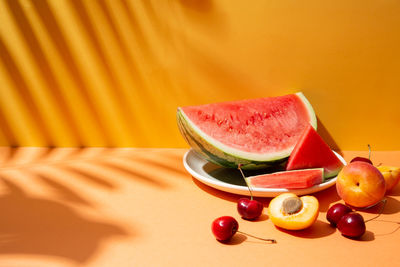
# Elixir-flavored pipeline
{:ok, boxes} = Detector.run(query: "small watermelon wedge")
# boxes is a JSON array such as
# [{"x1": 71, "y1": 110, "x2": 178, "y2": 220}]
[
  {"x1": 286, "y1": 124, "x2": 344, "y2": 178},
  {"x1": 246, "y1": 168, "x2": 324, "y2": 189},
  {"x1": 177, "y1": 92, "x2": 317, "y2": 169}
]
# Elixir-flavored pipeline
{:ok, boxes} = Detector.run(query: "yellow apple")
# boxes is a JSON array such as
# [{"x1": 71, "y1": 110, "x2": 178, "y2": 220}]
[
  {"x1": 336, "y1": 161, "x2": 386, "y2": 208},
  {"x1": 377, "y1": 166, "x2": 400, "y2": 192}
]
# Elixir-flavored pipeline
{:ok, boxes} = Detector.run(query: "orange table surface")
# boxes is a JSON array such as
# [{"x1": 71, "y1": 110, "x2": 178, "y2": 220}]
[{"x1": 0, "y1": 147, "x2": 399, "y2": 267}]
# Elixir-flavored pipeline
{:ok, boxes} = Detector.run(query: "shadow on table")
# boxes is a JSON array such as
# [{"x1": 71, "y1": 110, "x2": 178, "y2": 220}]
[
  {"x1": 0, "y1": 146, "x2": 187, "y2": 263},
  {"x1": 0, "y1": 147, "x2": 180, "y2": 191},
  {"x1": 192, "y1": 177, "x2": 273, "y2": 207},
  {"x1": 359, "y1": 231, "x2": 375, "y2": 242},
  {"x1": 191, "y1": 174, "x2": 341, "y2": 211},
  {"x1": 313, "y1": 186, "x2": 341, "y2": 212},
  {"x1": 277, "y1": 220, "x2": 374, "y2": 242},
  {"x1": 387, "y1": 183, "x2": 400, "y2": 196},
  {"x1": 276, "y1": 220, "x2": 337, "y2": 239},
  {"x1": 0, "y1": 177, "x2": 129, "y2": 263},
  {"x1": 217, "y1": 233, "x2": 247, "y2": 246},
  {"x1": 355, "y1": 196, "x2": 400, "y2": 215}
]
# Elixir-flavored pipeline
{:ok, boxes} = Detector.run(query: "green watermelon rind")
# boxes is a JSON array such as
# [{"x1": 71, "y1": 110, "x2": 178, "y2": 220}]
[
  {"x1": 296, "y1": 92, "x2": 317, "y2": 129},
  {"x1": 323, "y1": 166, "x2": 342, "y2": 179},
  {"x1": 177, "y1": 111, "x2": 285, "y2": 169},
  {"x1": 177, "y1": 92, "x2": 317, "y2": 170}
]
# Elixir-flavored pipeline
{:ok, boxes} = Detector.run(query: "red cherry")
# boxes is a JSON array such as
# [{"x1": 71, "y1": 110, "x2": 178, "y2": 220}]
[
  {"x1": 237, "y1": 198, "x2": 264, "y2": 220},
  {"x1": 236, "y1": 165, "x2": 263, "y2": 220},
  {"x1": 337, "y1": 212, "x2": 366, "y2": 239},
  {"x1": 350, "y1": 157, "x2": 373, "y2": 165},
  {"x1": 326, "y1": 203, "x2": 352, "y2": 226},
  {"x1": 350, "y1": 144, "x2": 373, "y2": 164},
  {"x1": 211, "y1": 216, "x2": 277, "y2": 243},
  {"x1": 211, "y1": 216, "x2": 239, "y2": 242}
]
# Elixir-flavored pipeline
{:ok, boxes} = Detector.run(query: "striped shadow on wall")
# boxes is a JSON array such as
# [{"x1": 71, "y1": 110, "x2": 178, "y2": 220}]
[{"x1": 0, "y1": 0, "x2": 199, "y2": 147}]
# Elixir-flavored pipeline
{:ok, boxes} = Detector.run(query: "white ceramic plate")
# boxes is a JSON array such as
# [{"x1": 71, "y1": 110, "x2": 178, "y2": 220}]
[{"x1": 183, "y1": 149, "x2": 346, "y2": 197}]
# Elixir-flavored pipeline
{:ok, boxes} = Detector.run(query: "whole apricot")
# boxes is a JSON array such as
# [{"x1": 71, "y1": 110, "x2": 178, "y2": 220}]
[{"x1": 336, "y1": 162, "x2": 385, "y2": 208}]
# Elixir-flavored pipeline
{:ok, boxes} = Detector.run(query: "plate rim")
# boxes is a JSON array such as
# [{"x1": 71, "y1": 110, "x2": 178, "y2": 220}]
[{"x1": 183, "y1": 149, "x2": 346, "y2": 197}]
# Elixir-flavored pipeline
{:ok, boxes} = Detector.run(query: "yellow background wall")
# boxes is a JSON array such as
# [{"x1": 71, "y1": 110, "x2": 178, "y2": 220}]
[{"x1": 0, "y1": 0, "x2": 399, "y2": 149}]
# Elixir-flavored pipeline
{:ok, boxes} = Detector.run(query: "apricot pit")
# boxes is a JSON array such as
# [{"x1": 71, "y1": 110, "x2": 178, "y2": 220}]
[{"x1": 282, "y1": 196, "x2": 303, "y2": 215}]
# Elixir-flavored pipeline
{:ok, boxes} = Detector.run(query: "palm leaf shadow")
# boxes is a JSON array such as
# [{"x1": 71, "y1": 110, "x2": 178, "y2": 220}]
[
  {"x1": 0, "y1": 177, "x2": 129, "y2": 263},
  {"x1": 0, "y1": 147, "x2": 182, "y2": 263}
]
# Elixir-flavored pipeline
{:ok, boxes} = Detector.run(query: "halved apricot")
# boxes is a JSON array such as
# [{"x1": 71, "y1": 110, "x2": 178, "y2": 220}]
[
  {"x1": 268, "y1": 193, "x2": 319, "y2": 230},
  {"x1": 377, "y1": 166, "x2": 400, "y2": 192}
]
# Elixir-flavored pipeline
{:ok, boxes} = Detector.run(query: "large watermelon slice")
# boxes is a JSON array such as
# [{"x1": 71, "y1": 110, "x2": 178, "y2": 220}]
[
  {"x1": 177, "y1": 92, "x2": 317, "y2": 169},
  {"x1": 286, "y1": 124, "x2": 344, "y2": 178},
  {"x1": 246, "y1": 168, "x2": 324, "y2": 189}
]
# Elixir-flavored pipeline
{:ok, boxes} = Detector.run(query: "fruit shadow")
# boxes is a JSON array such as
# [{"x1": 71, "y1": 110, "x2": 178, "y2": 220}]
[
  {"x1": 358, "y1": 231, "x2": 375, "y2": 242},
  {"x1": 313, "y1": 186, "x2": 341, "y2": 212},
  {"x1": 317, "y1": 117, "x2": 343, "y2": 155},
  {"x1": 218, "y1": 233, "x2": 247, "y2": 245},
  {"x1": 192, "y1": 178, "x2": 272, "y2": 207},
  {"x1": 386, "y1": 183, "x2": 400, "y2": 196},
  {"x1": 195, "y1": 162, "x2": 282, "y2": 204},
  {"x1": 355, "y1": 196, "x2": 400, "y2": 215},
  {"x1": 277, "y1": 218, "x2": 375, "y2": 241},
  {"x1": 217, "y1": 233, "x2": 277, "y2": 246},
  {"x1": 373, "y1": 221, "x2": 400, "y2": 236},
  {"x1": 275, "y1": 220, "x2": 336, "y2": 239}
]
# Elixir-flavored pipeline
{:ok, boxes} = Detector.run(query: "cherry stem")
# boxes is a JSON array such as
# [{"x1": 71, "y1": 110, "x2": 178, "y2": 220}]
[
  {"x1": 365, "y1": 198, "x2": 387, "y2": 223},
  {"x1": 238, "y1": 164, "x2": 253, "y2": 200},
  {"x1": 237, "y1": 230, "x2": 276, "y2": 243},
  {"x1": 368, "y1": 144, "x2": 371, "y2": 160}
]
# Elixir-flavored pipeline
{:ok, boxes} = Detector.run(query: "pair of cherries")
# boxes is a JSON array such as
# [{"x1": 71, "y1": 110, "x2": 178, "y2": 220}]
[
  {"x1": 212, "y1": 166, "x2": 269, "y2": 242},
  {"x1": 326, "y1": 203, "x2": 366, "y2": 238},
  {"x1": 212, "y1": 198, "x2": 264, "y2": 242}
]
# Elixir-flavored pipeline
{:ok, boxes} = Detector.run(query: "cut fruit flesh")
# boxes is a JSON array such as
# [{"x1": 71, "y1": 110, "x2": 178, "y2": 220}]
[
  {"x1": 177, "y1": 92, "x2": 317, "y2": 169},
  {"x1": 286, "y1": 124, "x2": 344, "y2": 178},
  {"x1": 246, "y1": 168, "x2": 324, "y2": 189},
  {"x1": 268, "y1": 193, "x2": 319, "y2": 230}
]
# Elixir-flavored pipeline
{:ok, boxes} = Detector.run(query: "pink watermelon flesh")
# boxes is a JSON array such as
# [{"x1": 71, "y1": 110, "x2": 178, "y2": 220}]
[
  {"x1": 286, "y1": 124, "x2": 344, "y2": 178},
  {"x1": 246, "y1": 168, "x2": 324, "y2": 189},
  {"x1": 181, "y1": 94, "x2": 313, "y2": 154}
]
